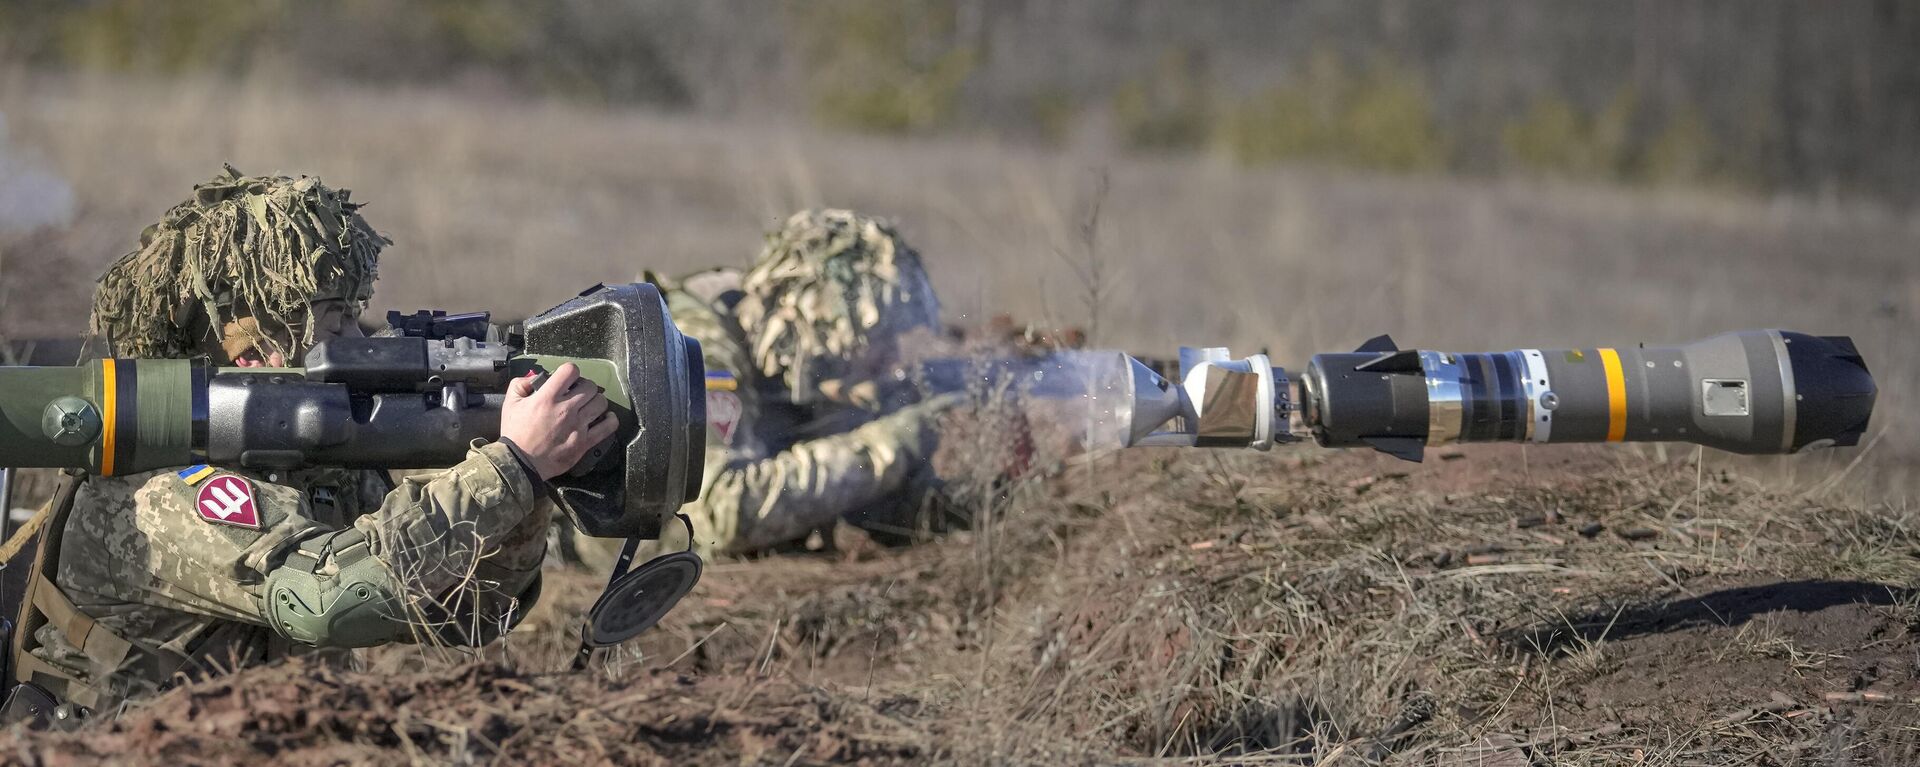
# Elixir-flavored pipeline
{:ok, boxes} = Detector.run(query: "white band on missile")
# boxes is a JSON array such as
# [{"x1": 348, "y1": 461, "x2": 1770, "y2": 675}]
[
  {"x1": 1769, "y1": 331, "x2": 1796, "y2": 453},
  {"x1": 1421, "y1": 350, "x2": 1465, "y2": 446},
  {"x1": 1520, "y1": 349, "x2": 1552, "y2": 443}
]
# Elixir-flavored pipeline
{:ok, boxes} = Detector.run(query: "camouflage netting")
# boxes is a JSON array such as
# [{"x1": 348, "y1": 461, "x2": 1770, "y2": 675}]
[
  {"x1": 90, "y1": 165, "x2": 386, "y2": 359},
  {"x1": 737, "y1": 209, "x2": 941, "y2": 393}
]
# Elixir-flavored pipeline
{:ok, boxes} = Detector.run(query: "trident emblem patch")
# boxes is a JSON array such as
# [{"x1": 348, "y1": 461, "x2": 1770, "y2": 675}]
[
  {"x1": 195, "y1": 475, "x2": 261, "y2": 529},
  {"x1": 707, "y1": 389, "x2": 742, "y2": 445}
]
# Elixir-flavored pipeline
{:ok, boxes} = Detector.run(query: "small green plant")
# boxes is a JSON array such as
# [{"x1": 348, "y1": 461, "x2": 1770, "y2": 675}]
[
  {"x1": 1027, "y1": 88, "x2": 1079, "y2": 146},
  {"x1": 423, "y1": 0, "x2": 525, "y2": 62},
  {"x1": 1338, "y1": 57, "x2": 1448, "y2": 172},
  {"x1": 54, "y1": 0, "x2": 279, "y2": 73},
  {"x1": 1214, "y1": 51, "x2": 1336, "y2": 165},
  {"x1": 799, "y1": 0, "x2": 977, "y2": 135},
  {"x1": 1216, "y1": 51, "x2": 1447, "y2": 172},
  {"x1": 1502, "y1": 87, "x2": 1638, "y2": 179},
  {"x1": 1502, "y1": 86, "x2": 1750, "y2": 191},
  {"x1": 29, "y1": 0, "x2": 691, "y2": 107},
  {"x1": 1113, "y1": 48, "x2": 1214, "y2": 151},
  {"x1": 1639, "y1": 105, "x2": 1715, "y2": 186}
]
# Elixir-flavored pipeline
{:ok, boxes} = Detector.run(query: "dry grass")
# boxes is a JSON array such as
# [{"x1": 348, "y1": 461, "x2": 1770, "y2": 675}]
[{"x1": 7, "y1": 445, "x2": 1917, "y2": 765}]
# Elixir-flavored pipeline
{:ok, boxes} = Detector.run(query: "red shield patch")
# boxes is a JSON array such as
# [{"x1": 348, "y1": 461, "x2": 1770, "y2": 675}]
[{"x1": 195, "y1": 475, "x2": 261, "y2": 529}]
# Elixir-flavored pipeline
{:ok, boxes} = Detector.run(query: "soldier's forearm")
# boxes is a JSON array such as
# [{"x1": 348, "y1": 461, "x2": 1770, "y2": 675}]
[{"x1": 357, "y1": 442, "x2": 547, "y2": 602}]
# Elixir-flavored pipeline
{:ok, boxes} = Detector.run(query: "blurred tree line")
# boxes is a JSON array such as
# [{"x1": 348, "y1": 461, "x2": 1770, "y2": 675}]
[
  {"x1": 3, "y1": 0, "x2": 1916, "y2": 203},
  {"x1": 0, "y1": 0, "x2": 695, "y2": 105}
]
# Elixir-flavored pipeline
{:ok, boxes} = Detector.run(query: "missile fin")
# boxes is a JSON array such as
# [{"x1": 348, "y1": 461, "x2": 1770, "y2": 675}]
[
  {"x1": 1354, "y1": 335, "x2": 1399, "y2": 353},
  {"x1": 1354, "y1": 349, "x2": 1422, "y2": 373},
  {"x1": 1362, "y1": 436, "x2": 1426, "y2": 463},
  {"x1": 1820, "y1": 335, "x2": 1863, "y2": 360}
]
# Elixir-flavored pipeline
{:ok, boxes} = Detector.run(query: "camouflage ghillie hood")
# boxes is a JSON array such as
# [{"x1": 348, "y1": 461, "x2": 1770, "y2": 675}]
[
  {"x1": 737, "y1": 209, "x2": 941, "y2": 394},
  {"x1": 90, "y1": 165, "x2": 386, "y2": 359}
]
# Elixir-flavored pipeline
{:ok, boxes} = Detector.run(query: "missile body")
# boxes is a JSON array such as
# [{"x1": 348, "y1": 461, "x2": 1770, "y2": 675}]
[{"x1": 1300, "y1": 331, "x2": 1874, "y2": 461}]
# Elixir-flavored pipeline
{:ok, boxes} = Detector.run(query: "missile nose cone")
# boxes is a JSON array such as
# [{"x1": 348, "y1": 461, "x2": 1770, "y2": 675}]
[
  {"x1": 1782, "y1": 333, "x2": 1876, "y2": 449},
  {"x1": 1126, "y1": 355, "x2": 1185, "y2": 445}
]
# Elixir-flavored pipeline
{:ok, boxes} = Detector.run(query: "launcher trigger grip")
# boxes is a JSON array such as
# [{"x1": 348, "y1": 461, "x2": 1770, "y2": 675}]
[{"x1": 522, "y1": 368, "x2": 616, "y2": 478}]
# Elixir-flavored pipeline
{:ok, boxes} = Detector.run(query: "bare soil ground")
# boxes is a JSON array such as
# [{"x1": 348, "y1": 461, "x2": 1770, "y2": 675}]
[{"x1": 6, "y1": 444, "x2": 1917, "y2": 765}]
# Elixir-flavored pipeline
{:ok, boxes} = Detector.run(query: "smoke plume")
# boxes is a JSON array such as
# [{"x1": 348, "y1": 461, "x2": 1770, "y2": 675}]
[{"x1": 0, "y1": 111, "x2": 76, "y2": 234}]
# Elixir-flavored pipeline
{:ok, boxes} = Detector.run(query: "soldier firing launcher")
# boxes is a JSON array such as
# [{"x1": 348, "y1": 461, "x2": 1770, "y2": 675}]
[{"x1": 0, "y1": 283, "x2": 713, "y2": 656}]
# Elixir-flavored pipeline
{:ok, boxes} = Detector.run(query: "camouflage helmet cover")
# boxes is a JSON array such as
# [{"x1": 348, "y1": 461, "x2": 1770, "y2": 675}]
[
  {"x1": 90, "y1": 165, "x2": 386, "y2": 359},
  {"x1": 736, "y1": 209, "x2": 941, "y2": 394}
]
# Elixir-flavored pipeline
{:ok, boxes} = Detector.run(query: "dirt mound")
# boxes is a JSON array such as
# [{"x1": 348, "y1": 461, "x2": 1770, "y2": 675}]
[
  {"x1": 1503, "y1": 579, "x2": 1920, "y2": 764},
  {"x1": 3, "y1": 662, "x2": 926, "y2": 766},
  {"x1": 1000, "y1": 447, "x2": 1920, "y2": 764},
  {"x1": 5, "y1": 445, "x2": 1917, "y2": 765}
]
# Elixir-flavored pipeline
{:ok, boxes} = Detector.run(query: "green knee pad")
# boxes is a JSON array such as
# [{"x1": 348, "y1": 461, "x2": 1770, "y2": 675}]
[{"x1": 262, "y1": 530, "x2": 408, "y2": 648}]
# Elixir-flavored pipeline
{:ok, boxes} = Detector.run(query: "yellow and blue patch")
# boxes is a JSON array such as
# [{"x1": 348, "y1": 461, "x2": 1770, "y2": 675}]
[
  {"x1": 705, "y1": 371, "x2": 738, "y2": 392},
  {"x1": 176, "y1": 464, "x2": 217, "y2": 486}
]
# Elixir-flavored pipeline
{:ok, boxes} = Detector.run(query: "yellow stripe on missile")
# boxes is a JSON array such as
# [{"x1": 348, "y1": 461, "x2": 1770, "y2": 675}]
[
  {"x1": 99, "y1": 359, "x2": 119, "y2": 476},
  {"x1": 1598, "y1": 348, "x2": 1627, "y2": 442}
]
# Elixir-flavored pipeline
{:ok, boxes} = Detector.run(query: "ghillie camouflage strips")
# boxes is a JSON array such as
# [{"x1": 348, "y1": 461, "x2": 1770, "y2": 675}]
[
  {"x1": 737, "y1": 209, "x2": 941, "y2": 397},
  {"x1": 89, "y1": 165, "x2": 386, "y2": 359}
]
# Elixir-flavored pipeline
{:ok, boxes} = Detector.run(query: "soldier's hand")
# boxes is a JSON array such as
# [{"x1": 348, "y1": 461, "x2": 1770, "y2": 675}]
[{"x1": 500, "y1": 362, "x2": 618, "y2": 480}]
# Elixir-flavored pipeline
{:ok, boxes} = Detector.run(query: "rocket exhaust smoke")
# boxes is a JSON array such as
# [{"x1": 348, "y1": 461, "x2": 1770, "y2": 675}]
[
  {"x1": 0, "y1": 111, "x2": 76, "y2": 235},
  {"x1": 908, "y1": 349, "x2": 1173, "y2": 453}
]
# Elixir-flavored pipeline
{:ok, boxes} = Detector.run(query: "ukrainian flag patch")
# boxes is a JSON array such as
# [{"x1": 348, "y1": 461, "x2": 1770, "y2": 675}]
[
  {"x1": 177, "y1": 465, "x2": 217, "y2": 486},
  {"x1": 705, "y1": 371, "x2": 738, "y2": 392}
]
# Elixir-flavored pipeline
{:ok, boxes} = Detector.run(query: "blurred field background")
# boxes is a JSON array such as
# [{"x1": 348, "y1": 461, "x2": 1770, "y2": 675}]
[{"x1": 0, "y1": 1, "x2": 1916, "y2": 488}]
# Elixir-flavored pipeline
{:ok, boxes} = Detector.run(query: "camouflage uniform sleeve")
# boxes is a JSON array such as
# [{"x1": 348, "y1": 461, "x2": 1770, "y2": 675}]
[
  {"x1": 59, "y1": 443, "x2": 546, "y2": 642},
  {"x1": 350, "y1": 441, "x2": 549, "y2": 638},
  {"x1": 690, "y1": 396, "x2": 948, "y2": 555}
]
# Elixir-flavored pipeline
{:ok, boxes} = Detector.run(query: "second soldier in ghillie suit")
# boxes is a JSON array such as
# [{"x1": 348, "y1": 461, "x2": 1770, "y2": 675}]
[
  {"x1": 4, "y1": 167, "x2": 613, "y2": 724},
  {"x1": 575, "y1": 209, "x2": 955, "y2": 569}
]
